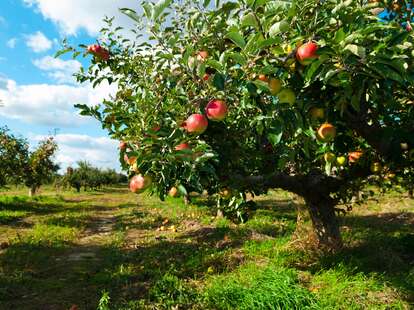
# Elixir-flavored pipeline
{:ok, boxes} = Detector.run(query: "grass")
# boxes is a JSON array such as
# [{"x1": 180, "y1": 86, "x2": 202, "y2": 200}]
[{"x1": 0, "y1": 186, "x2": 412, "y2": 309}]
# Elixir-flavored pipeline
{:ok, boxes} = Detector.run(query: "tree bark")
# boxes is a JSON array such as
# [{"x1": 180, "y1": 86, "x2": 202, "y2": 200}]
[
  {"x1": 305, "y1": 198, "x2": 342, "y2": 250},
  {"x1": 28, "y1": 186, "x2": 37, "y2": 197}
]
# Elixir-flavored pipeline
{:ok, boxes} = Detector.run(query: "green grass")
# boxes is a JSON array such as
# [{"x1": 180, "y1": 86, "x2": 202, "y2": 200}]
[{"x1": 0, "y1": 186, "x2": 412, "y2": 309}]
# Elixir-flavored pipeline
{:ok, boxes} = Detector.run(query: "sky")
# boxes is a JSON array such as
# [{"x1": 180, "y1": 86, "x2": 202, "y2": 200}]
[{"x1": 0, "y1": 0, "x2": 140, "y2": 172}]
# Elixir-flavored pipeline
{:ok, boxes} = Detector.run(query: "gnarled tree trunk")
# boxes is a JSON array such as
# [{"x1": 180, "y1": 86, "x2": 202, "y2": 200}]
[{"x1": 305, "y1": 197, "x2": 342, "y2": 251}]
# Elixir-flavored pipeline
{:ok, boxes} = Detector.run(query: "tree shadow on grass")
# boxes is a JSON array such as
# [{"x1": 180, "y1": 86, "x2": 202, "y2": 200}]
[
  {"x1": 299, "y1": 212, "x2": 414, "y2": 304},
  {"x1": 0, "y1": 223, "x2": 256, "y2": 310}
]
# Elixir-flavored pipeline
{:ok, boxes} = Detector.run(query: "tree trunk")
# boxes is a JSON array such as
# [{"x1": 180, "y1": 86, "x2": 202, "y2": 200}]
[
  {"x1": 183, "y1": 194, "x2": 191, "y2": 205},
  {"x1": 409, "y1": 188, "x2": 413, "y2": 199},
  {"x1": 305, "y1": 198, "x2": 343, "y2": 251},
  {"x1": 28, "y1": 186, "x2": 37, "y2": 197}
]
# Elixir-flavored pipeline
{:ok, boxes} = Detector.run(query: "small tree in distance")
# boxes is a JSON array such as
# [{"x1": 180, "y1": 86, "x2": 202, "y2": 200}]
[{"x1": 63, "y1": 0, "x2": 414, "y2": 250}]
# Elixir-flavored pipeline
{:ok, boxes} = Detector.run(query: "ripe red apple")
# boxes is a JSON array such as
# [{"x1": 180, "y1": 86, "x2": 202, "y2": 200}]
[
  {"x1": 129, "y1": 174, "x2": 152, "y2": 193},
  {"x1": 205, "y1": 99, "x2": 228, "y2": 121},
  {"x1": 185, "y1": 114, "x2": 208, "y2": 134},
  {"x1": 175, "y1": 143, "x2": 191, "y2": 151},
  {"x1": 317, "y1": 123, "x2": 336, "y2": 142},
  {"x1": 258, "y1": 74, "x2": 268, "y2": 82},
  {"x1": 119, "y1": 141, "x2": 127, "y2": 151},
  {"x1": 197, "y1": 50, "x2": 209, "y2": 61},
  {"x1": 348, "y1": 151, "x2": 363, "y2": 163},
  {"x1": 87, "y1": 44, "x2": 110, "y2": 61},
  {"x1": 296, "y1": 41, "x2": 318, "y2": 65},
  {"x1": 203, "y1": 73, "x2": 210, "y2": 81}
]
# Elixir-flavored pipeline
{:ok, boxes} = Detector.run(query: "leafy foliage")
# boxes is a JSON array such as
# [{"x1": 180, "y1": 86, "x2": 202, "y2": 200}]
[{"x1": 64, "y1": 0, "x2": 414, "y2": 242}]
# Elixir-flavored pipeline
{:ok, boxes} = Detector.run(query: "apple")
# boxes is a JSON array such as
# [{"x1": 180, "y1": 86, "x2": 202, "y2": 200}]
[
  {"x1": 119, "y1": 141, "x2": 127, "y2": 151},
  {"x1": 277, "y1": 88, "x2": 296, "y2": 105},
  {"x1": 400, "y1": 142, "x2": 409, "y2": 151},
  {"x1": 336, "y1": 156, "x2": 347, "y2": 166},
  {"x1": 348, "y1": 151, "x2": 363, "y2": 163},
  {"x1": 169, "y1": 187, "x2": 179, "y2": 197},
  {"x1": 370, "y1": 162, "x2": 382, "y2": 174},
  {"x1": 175, "y1": 143, "x2": 191, "y2": 151},
  {"x1": 317, "y1": 123, "x2": 336, "y2": 142},
  {"x1": 324, "y1": 152, "x2": 336, "y2": 163},
  {"x1": 197, "y1": 50, "x2": 209, "y2": 61},
  {"x1": 310, "y1": 107, "x2": 325, "y2": 120},
  {"x1": 205, "y1": 99, "x2": 228, "y2": 121},
  {"x1": 296, "y1": 41, "x2": 318, "y2": 65},
  {"x1": 258, "y1": 74, "x2": 268, "y2": 82},
  {"x1": 203, "y1": 73, "x2": 210, "y2": 81},
  {"x1": 268, "y1": 78, "x2": 282, "y2": 95},
  {"x1": 129, "y1": 174, "x2": 152, "y2": 193},
  {"x1": 185, "y1": 114, "x2": 208, "y2": 134},
  {"x1": 87, "y1": 44, "x2": 110, "y2": 61},
  {"x1": 124, "y1": 154, "x2": 137, "y2": 165}
]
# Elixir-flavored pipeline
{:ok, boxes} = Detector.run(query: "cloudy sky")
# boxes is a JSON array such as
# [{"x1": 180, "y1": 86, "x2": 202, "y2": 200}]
[{"x1": 0, "y1": 0, "x2": 140, "y2": 172}]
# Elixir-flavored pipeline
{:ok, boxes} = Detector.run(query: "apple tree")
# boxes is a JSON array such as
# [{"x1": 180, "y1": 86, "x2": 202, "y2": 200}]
[
  {"x1": 65, "y1": 0, "x2": 414, "y2": 250},
  {"x1": 24, "y1": 137, "x2": 59, "y2": 196},
  {"x1": 0, "y1": 127, "x2": 28, "y2": 187}
]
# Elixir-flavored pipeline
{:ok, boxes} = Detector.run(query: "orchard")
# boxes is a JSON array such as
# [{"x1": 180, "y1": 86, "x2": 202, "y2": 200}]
[{"x1": 65, "y1": 0, "x2": 414, "y2": 250}]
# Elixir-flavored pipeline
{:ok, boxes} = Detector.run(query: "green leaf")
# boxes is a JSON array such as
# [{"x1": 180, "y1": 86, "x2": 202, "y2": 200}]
[
  {"x1": 241, "y1": 12, "x2": 259, "y2": 29},
  {"x1": 142, "y1": 3, "x2": 153, "y2": 19},
  {"x1": 268, "y1": 20, "x2": 289, "y2": 37},
  {"x1": 120, "y1": 8, "x2": 141, "y2": 23},
  {"x1": 206, "y1": 59, "x2": 223, "y2": 71},
  {"x1": 226, "y1": 31, "x2": 246, "y2": 49},
  {"x1": 54, "y1": 48, "x2": 72, "y2": 58},
  {"x1": 213, "y1": 73, "x2": 225, "y2": 90},
  {"x1": 344, "y1": 44, "x2": 366, "y2": 58},
  {"x1": 178, "y1": 184, "x2": 188, "y2": 196},
  {"x1": 152, "y1": 0, "x2": 172, "y2": 21}
]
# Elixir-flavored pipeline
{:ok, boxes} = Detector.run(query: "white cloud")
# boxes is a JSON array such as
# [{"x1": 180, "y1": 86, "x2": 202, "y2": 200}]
[
  {"x1": 31, "y1": 133, "x2": 120, "y2": 172},
  {"x1": 6, "y1": 38, "x2": 17, "y2": 48},
  {"x1": 33, "y1": 56, "x2": 81, "y2": 84},
  {"x1": 0, "y1": 77, "x2": 117, "y2": 127},
  {"x1": 24, "y1": 0, "x2": 139, "y2": 36},
  {"x1": 26, "y1": 31, "x2": 52, "y2": 53},
  {"x1": 0, "y1": 16, "x2": 6, "y2": 27}
]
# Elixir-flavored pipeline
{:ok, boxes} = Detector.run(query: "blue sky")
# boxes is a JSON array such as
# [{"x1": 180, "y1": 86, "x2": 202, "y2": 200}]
[{"x1": 0, "y1": 0, "x2": 138, "y2": 171}]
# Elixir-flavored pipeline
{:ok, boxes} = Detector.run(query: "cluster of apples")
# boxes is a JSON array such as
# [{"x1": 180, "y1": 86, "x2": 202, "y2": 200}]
[
  {"x1": 87, "y1": 44, "x2": 110, "y2": 61},
  {"x1": 119, "y1": 141, "x2": 153, "y2": 193}
]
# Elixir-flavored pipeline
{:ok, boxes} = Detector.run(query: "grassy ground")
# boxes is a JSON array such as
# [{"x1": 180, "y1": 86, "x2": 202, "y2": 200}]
[{"x1": 0, "y1": 186, "x2": 413, "y2": 310}]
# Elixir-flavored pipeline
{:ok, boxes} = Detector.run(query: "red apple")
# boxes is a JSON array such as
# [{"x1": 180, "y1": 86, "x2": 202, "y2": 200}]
[
  {"x1": 317, "y1": 123, "x2": 336, "y2": 142},
  {"x1": 185, "y1": 114, "x2": 208, "y2": 134},
  {"x1": 175, "y1": 143, "x2": 191, "y2": 151},
  {"x1": 348, "y1": 151, "x2": 363, "y2": 164},
  {"x1": 119, "y1": 141, "x2": 127, "y2": 151},
  {"x1": 197, "y1": 50, "x2": 209, "y2": 61},
  {"x1": 258, "y1": 74, "x2": 268, "y2": 82},
  {"x1": 203, "y1": 73, "x2": 210, "y2": 81},
  {"x1": 296, "y1": 41, "x2": 318, "y2": 65},
  {"x1": 129, "y1": 174, "x2": 152, "y2": 193},
  {"x1": 205, "y1": 99, "x2": 228, "y2": 121},
  {"x1": 87, "y1": 44, "x2": 110, "y2": 61}
]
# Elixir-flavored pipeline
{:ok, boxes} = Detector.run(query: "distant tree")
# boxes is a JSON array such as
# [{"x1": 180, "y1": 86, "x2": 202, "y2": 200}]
[
  {"x1": 24, "y1": 137, "x2": 59, "y2": 196},
  {"x1": 0, "y1": 128, "x2": 59, "y2": 195},
  {"x1": 0, "y1": 127, "x2": 28, "y2": 187},
  {"x1": 64, "y1": 161, "x2": 126, "y2": 192}
]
